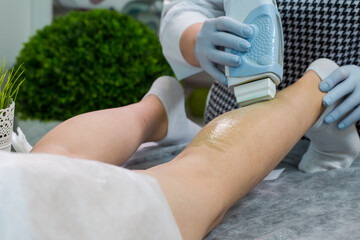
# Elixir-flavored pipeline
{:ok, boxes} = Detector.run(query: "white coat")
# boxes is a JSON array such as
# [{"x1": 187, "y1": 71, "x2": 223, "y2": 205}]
[{"x1": 160, "y1": 0, "x2": 225, "y2": 80}]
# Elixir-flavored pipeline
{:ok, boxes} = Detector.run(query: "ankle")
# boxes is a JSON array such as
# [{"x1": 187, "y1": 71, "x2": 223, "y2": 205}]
[{"x1": 141, "y1": 95, "x2": 168, "y2": 142}]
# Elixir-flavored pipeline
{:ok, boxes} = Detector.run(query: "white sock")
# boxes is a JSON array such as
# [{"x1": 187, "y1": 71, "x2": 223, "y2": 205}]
[
  {"x1": 298, "y1": 58, "x2": 360, "y2": 173},
  {"x1": 144, "y1": 76, "x2": 201, "y2": 145}
]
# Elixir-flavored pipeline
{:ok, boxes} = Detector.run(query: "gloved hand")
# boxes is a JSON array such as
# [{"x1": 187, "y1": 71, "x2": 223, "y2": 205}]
[
  {"x1": 195, "y1": 16, "x2": 253, "y2": 84},
  {"x1": 320, "y1": 65, "x2": 360, "y2": 129}
]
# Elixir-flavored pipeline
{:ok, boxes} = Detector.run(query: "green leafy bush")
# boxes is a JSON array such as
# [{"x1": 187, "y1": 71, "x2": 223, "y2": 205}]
[{"x1": 15, "y1": 9, "x2": 173, "y2": 121}]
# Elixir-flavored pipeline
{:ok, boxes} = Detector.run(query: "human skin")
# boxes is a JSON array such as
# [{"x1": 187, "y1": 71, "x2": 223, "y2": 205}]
[
  {"x1": 32, "y1": 71, "x2": 324, "y2": 240},
  {"x1": 180, "y1": 23, "x2": 203, "y2": 67},
  {"x1": 143, "y1": 71, "x2": 325, "y2": 239},
  {"x1": 31, "y1": 95, "x2": 168, "y2": 165}
]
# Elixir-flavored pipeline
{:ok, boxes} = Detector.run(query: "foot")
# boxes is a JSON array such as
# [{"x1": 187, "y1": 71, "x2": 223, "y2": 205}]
[
  {"x1": 144, "y1": 76, "x2": 201, "y2": 145},
  {"x1": 298, "y1": 59, "x2": 360, "y2": 173}
]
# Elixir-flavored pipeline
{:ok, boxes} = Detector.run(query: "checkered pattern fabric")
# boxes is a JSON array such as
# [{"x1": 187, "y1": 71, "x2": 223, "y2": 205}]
[{"x1": 204, "y1": 0, "x2": 360, "y2": 134}]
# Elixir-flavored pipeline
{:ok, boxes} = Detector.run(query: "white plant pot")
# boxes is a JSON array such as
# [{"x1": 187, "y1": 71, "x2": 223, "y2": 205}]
[{"x1": 0, "y1": 101, "x2": 15, "y2": 151}]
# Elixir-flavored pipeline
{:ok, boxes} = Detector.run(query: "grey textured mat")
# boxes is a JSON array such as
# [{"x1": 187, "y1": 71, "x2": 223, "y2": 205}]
[{"x1": 125, "y1": 140, "x2": 360, "y2": 240}]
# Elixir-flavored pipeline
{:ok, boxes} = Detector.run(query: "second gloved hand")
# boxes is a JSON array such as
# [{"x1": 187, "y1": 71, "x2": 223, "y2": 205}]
[
  {"x1": 195, "y1": 16, "x2": 253, "y2": 84},
  {"x1": 320, "y1": 65, "x2": 360, "y2": 129}
]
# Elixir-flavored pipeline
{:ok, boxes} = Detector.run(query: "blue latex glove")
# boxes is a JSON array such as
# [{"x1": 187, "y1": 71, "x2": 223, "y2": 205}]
[
  {"x1": 195, "y1": 16, "x2": 253, "y2": 84},
  {"x1": 320, "y1": 65, "x2": 360, "y2": 129}
]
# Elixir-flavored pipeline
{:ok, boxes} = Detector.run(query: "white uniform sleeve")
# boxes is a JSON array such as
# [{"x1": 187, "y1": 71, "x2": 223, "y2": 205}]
[{"x1": 160, "y1": 0, "x2": 224, "y2": 80}]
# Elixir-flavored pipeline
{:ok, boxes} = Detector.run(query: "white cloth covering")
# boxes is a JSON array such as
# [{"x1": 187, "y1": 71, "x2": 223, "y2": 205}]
[
  {"x1": 160, "y1": 0, "x2": 224, "y2": 80},
  {"x1": 0, "y1": 151, "x2": 182, "y2": 240}
]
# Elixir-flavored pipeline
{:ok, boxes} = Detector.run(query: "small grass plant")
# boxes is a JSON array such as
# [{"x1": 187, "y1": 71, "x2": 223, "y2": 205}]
[{"x1": 0, "y1": 59, "x2": 25, "y2": 110}]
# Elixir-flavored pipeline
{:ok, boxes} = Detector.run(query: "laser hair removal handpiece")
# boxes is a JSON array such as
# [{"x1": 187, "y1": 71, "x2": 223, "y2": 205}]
[{"x1": 224, "y1": 0, "x2": 284, "y2": 106}]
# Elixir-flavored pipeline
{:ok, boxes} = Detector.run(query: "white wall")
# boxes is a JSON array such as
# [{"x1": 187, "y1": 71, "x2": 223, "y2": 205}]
[{"x1": 0, "y1": 0, "x2": 53, "y2": 69}]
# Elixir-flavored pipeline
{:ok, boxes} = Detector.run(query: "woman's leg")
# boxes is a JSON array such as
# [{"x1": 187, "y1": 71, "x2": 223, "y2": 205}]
[
  {"x1": 140, "y1": 70, "x2": 326, "y2": 240},
  {"x1": 31, "y1": 76, "x2": 200, "y2": 166},
  {"x1": 31, "y1": 94, "x2": 168, "y2": 165},
  {"x1": 30, "y1": 63, "x2": 342, "y2": 239}
]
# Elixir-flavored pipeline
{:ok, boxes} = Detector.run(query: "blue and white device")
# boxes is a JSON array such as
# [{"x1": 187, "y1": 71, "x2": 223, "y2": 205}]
[{"x1": 224, "y1": 0, "x2": 284, "y2": 106}]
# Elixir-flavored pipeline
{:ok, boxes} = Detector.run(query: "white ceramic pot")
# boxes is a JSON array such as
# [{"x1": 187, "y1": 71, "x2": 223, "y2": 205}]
[{"x1": 0, "y1": 101, "x2": 15, "y2": 151}]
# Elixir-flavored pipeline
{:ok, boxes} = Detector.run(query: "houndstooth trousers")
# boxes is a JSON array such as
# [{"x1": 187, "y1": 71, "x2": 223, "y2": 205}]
[{"x1": 204, "y1": 0, "x2": 360, "y2": 134}]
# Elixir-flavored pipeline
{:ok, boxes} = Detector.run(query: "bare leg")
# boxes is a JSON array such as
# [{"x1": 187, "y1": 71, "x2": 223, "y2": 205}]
[
  {"x1": 31, "y1": 95, "x2": 168, "y2": 165},
  {"x1": 32, "y1": 71, "x2": 325, "y2": 239},
  {"x1": 31, "y1": 76, "x2": 201, "y2": 165},
  {"x1": 141, "y1": 71, "x2": 325, "y2": 239}
]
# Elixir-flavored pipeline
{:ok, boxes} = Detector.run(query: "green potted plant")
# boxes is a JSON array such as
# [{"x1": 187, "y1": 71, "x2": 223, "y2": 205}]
[
  {"x1": 14, "y1": 9, "x2": 173, "y2": 145},
  {"x1": 15, "y1": 9, "x2": 173, "y2": 121},
  {"x1": 0, "y1": 60, "x2": 25, "y2": 151}
]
